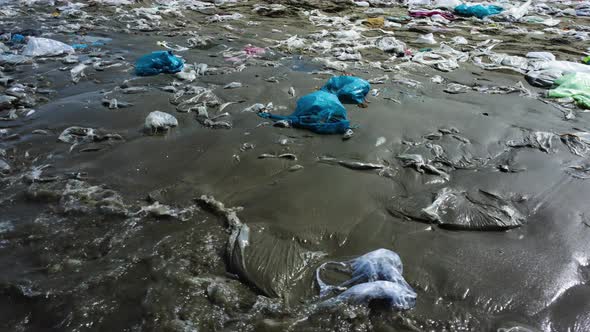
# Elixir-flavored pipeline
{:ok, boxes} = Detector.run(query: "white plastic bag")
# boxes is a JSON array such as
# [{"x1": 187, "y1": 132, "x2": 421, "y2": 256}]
[
  {"x1": 23, "y1": 37, "x2": 75, "y2": 57},
  {"x1": 503, "y1": 0, "x2": 532, "y2": 20},
  {"x1": 414, "y1": 33, "x2": 437, "y2": 45},
  {"x1": 433, "y1": 0, "x2": 460, "y2": 9}
]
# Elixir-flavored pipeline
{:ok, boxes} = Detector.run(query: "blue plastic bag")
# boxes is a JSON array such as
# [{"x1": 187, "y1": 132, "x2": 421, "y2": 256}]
[
  {"x1": 321, "y1": 76, "x2": 371, "y2": 104},
  {"x1": 257, "y1": 76, "x2": 370, "y2": 135},
  {"x1": 259, "y1": 91, "x2": 351, "y2": 134},
  {"x1": 454, "y1": 4, "x2": 504, "y2": 19},
  {"x1": 11, "y1": 34, "x2": 25, "y2": 44},
  {"x1": 135, "y1": 51, "x2": 184, "y2": 76}
]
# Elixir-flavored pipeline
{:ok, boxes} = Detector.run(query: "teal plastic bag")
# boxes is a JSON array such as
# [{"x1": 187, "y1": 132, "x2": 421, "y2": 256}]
[
  {"x1": 321, "y1": 76, "x2": 371, "y2": 104},
  {"x1": 259, "y1": 91, "x2": 351, "y2": 134},
  {"x1": 258, "y1": 76, "x2": 370, "y2": 134},
  {"x1": 135, "y1": 51, "x2": 184, "y2": 76},
  {"x1": 454, "y1": 4, "x2": 504, "y2": 19}
]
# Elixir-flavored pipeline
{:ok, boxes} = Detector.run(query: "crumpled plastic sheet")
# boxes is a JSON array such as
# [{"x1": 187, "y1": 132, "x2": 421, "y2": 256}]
[
  {"x1": 411, "y1": 44, "x2": 467, "y2": 72},
  {"x1": 446, "y1": 81, "x2": 532, "y2": 97},
  {"x1": 26, "y1": 179, "x2": 128, "y2": 216},
  {"x1": 500, "y1": 0, "x2": 532, "y2": 20},
  {"x1": 506, "y1": 130, "x2": 555, "y2": 153},
  {"x1": 144, "y1": 111, "x2": 178, "y2": 132},
  {"x1": 22, "y1": 37, "x2": 75, "y2": 57},
  {"x1": 473, "y1": 52, "x2": 529, "y2": 74},
  {"x1": 375, "y1": 36, "x2": 406, "y2": 54},
  {"x1": 389, "y1": 188, "x2": 527, "y2": 231},
  {"x1": 227, "y1": 222, "x2": 326, "y2": 299},
  {"x1": 316, "y1": 249, "x2": 416, "y2": 310},
  {"x1": 395, "y1": 130, "x2": 483, "y2": 182},
  {"x1": 566, "y1": 161, "x2": 590, "y2": 179},
  {"x1": 58, "y1": 127, "x2": 123, "y2": 145},
  {"x1": 526, "y1": 69, "x2": 563, "y2": 88},
  {"x1": 560, "y1": 133, "x2": 590, "y2": 157}
]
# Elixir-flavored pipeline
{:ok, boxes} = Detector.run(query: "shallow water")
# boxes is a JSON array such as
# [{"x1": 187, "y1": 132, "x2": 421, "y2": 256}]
[{"x1": 1, "y1": 1, "x2": 590, "y2": 331}]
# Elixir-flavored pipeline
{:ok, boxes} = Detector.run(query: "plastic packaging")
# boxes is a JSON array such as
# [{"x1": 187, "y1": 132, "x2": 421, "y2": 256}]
[
  {"x1": 22, "y1": 37, "x2": 75, "y2": 57},
  {"x1": 454, "y1": 4, "x2": 504, "y2": 19},
  {"x1": 135, "y1": 51, "x2": 184, "y2": 76}
]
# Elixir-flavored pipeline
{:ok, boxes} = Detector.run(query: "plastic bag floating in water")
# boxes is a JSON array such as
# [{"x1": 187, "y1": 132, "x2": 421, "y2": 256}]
[
  {"x1": 135, "y1": 51, "x2": 184, "y2": 76},
  {"x1": 316, "y1": 249, "x2": 416, "y2": 310}
]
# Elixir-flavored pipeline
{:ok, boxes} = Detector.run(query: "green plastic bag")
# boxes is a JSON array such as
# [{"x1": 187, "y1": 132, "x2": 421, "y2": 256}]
[{"x1": 548, "y1": 73, "x2": 590, "y2": 109}]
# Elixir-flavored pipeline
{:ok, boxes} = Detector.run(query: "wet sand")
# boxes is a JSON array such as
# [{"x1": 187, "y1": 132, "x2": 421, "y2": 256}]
[{"x1": 1, "y1": 1, "x2": 590, "y2": 331}]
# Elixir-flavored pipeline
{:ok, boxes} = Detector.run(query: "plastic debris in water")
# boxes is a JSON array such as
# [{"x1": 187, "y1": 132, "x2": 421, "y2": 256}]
[
  {"x1": 316, "y1": 249, "x2": 416, "y2": 310},
  {"x1": 422, "y1": 188, "x2": 526, "y2": 230}
]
